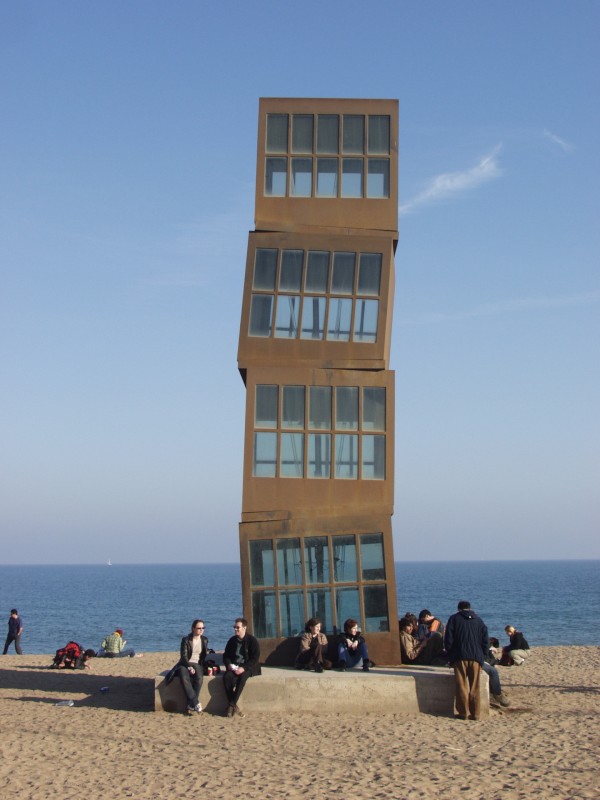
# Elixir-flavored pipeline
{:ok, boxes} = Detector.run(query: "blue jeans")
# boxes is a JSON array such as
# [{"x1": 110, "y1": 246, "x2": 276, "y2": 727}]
[
  {"x1": 482, "y1": 661, "x2": 501, "y2": 695},
  {"x1": 337, "y1": 641, "x2": 369, "y2": 668},
  {"x1": 176, "y1": 665, "x2": 203, "y2": 708}
]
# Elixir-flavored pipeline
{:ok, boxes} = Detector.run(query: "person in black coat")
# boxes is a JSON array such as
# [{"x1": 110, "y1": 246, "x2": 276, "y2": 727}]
[
  {"x1": 444, "y1": 600, "x2": 489, "y2": 721},
  {"x1": 166, "y1": 619, "x2": 209, "y2": 715},
  {"x1": 223, "y1": 617, "x2": 261, "y2": 717}
]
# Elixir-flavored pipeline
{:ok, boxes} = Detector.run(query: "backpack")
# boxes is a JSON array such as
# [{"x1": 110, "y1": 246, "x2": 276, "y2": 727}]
[{"x1": 52, "y1": 641, "x2": 84, "y2": 669}]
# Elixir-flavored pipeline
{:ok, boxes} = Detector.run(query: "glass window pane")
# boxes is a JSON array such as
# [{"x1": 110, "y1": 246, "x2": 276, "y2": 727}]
[
  {"x1": 358, "y1": 253, "x2": 382, "y2": 296},
  {"x1": 343, "y1": 115, "x2": 364, "y2": 154},
  {"x1": 249, "y1": 295, "x2": 273, "y2": 337},
  {"x1": 335, "y1": 587, "x2": 361, "y2": 633},
  {"x1": 335, "y1": 386, "x2": 358, "y2": 430},
  {"x1": 255, "y1": 384, "x2": 278, "y2": 429},
  {"x1": 305, "y1": 251, "x2": 329, "y2": 293},
  {"x1": 360, "y1": 533, "x2": 386, "y2": 580},
  {"x1": 368, "y1": 115, "x2": 390, "y2": 155},
  {"x1": 253, "y1": 249, "x2": 278, "y2": 290},
  {"x1": 276, "y1": 538, "x2": 302, "y2": 585},
  {"x1": 363, "y1": 584, "x2": 389, "y2": 632},
  {"x1": 304, "y1": 536, "x2": 330, "y2": 584},
  {"x1": 353, "y1": 299, "x2": 378, "y2": 343},
  {"x1": 280, "y1": 433, "x2": 304, "y2": 478},
  {"x1": 279, "y1": 590, "x2": 305, "y2": 636},
  {"x1": 307, "y1": 433, "x2": 331, "y2": 478},
  {"x1": 309, "y1": 386, "x2": 331, "y2": 430},
  {"x1": 335, "y1": 433, "x2": 358, "y2": 479},
  {"x1": 333, "y1": 534, "x2": 357, "y2": 582},
  {"x1": 341, "y1": 159, "x2": 363, "y2": 198},
  {"x1": 307, "y1": 587, "x2": 333, "y2": 633},
  {"x1": 316, "y1": 158, "x2": 338, "y2": 197},
  {"x1": 249, "y1": 540, "x2": 275, "y2": 587},
  {"x1": 282, "y1": 385, "x2": 304, "y2": 429},
  {"x1": 253, "y1": 432, "x2": 277, "y2": 477},
  {"x1": 252, "y1": 590, "x2": 277, "y2": 638},
  {"x1": 274, "y1": 295, "x2": 300, "y2": 339},
  {"x1": 291, "y1": 158, "x2": 312, "y2": 197},
  {"x1": 280, "y1": 250, "x2": 303, "y2": 291},
  {"x1": 317, "y1": 114, "x2": 339, "y2": 154},
  {"x1": 265, "y1": 158, "x2": 287, "y2": 196},
  {"x1": 363, "y1": 387, "x2": 385, "y2": 431},
  {"x1": 300, "y1": 296, "x2": 325, "y2": 340},
  {"x1": 367, "y1": 159, "x2": 390, "y2": 198},
  {"x1": 326, "y1": 298, "x2": 352, "y2": 341},
  {"x1": 362, "y1": 435, "x2": 385, "y2": 480},
  {"x1": 266, "y1": 114, "x2": 288, "y2": 153},
  {"x1": 331, "y1": 252, "x2": 355, "y2": 294},
  {"x1": 292, "y1": 114, "x2": 313, "y2": 153}
]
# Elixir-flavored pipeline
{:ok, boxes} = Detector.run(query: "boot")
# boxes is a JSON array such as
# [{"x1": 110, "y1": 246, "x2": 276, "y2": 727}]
[{"x1": 491, "y1": 693, "x2": 510, "y2": 707}]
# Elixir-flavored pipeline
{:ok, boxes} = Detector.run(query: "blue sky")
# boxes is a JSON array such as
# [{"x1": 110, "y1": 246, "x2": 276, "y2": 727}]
[{"x1": 1, "y1": 1, "x2": 598, "y2": 564}]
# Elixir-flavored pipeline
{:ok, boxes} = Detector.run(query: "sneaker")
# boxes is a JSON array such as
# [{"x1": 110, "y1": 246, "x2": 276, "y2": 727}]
[
  {"x1": 226, "y1": 704, "x2": 235, "y2": 718},
  {"x1": 491, "y1": 693, "x2": 510, "y2": 708},
  {"x1": 233, "y1": 705, "x2": 245, "y2": 717},
  {"x1": 186, "y1": 706, "x2": 195, "y2": 716},
  {"x1": 193, "y1": 703, "x2": 202, "y2": 713},
  {"x1": 337, "y1": 664, "x2": 347, "y2": 672}
]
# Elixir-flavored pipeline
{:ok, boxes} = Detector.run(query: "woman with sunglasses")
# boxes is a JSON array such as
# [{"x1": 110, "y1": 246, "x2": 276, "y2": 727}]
[{"x1": 166, "y1": 619, "x2": 209, "y2": 715}]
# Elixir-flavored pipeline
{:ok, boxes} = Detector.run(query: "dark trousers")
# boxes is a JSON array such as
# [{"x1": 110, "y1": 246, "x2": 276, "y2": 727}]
[
  {"x1": 223, "y1": 669, "x2": 252, "y2": 706},
  {"x1": 176, "y1": 665, "x2": 203, "y2": 708},
  {"x1": 453, "y1": 660, "x2": 481, "y2": 720},
  {"x1": 296, "y1": 642, "x2": 330, "y2": 669},
  {"x1": 3, "y1": 633, "x2": 22, "y2": 655},
  {"x1": 414, "y1": 632, "x2": 444, "y2": 665}
]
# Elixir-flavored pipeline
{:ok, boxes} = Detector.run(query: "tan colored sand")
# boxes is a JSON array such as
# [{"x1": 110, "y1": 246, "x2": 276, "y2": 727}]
[{"x1": 0, "y1": 646, "x2": 598, "y2": 800}]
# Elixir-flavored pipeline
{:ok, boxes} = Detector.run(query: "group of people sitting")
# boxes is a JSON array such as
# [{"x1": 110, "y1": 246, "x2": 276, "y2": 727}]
[
  {"x1": 50, "y1": 628, "x2": 143, "y2": 670},
  {"x1": 295, "y1": 617, "x2": 372, "y2": 673}
]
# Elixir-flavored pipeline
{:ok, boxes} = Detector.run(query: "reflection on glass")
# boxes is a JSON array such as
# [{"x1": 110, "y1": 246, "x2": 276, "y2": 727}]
[
  {"x1": 308, "y1": 433, "x2": 331, "y2": 478},
  {"x1": 307, "y1": 587, "x2": 333, "y2": 632},
  {"x1": 309, "y1": 386, "x2": 331, "y2": 430},
  {"x1": 266, "y1": 114, "x2": 288, "y2": 153},
  {"x1": 333, "y1": 534, "x2": 357, "y2": 582},
  {"x1": 282, "y1": 386, "x2": 304, "y2": 429},
  {"x1": 280, "y1": 433, "x2": 304, "y2": 478},
  {"x1": 343, "y1": 115, "x2": 364, "y2": 154},
  {"x1": 363, "y1": 584, "x2": 389, "y2": 632},
  {"x1": 255, "y1": 384, "x2": 278, "y2": 429},
  {"x1": 291, "y1": 158, "x2": 312, "y2": 197},
  {"x1": 335, "y1": 386, "x2": 358, "y2": 430},
  {"x1": 279, "y1": 590, "x2": 305, "y2": 636},
  {"x1": 358, "y1": 253, "x2": 382, "y2": 296},
  {"x1": 292, "y1": 115, "x2": 313, "y2": 153},
  {"x1": 300, "y1": 296, "x2": 325, "y2": 340},
  {"x1": 335, "y1": 434, "x2": 358, "y2": 479},
  {"x1": 249, "y1": 295, "x2": 273, "y2": 337},
  {"x1": 274, "y1": 295, "x2": 300, "y2": 339},
  {"x1": 304, "y1": 536, "x2": 330, "y2": 584},
  {"x1": 331, "y1": 252, "x2": 355, "y2": 294},
  {"x1": 252, "y1": 590, "x2": 277, "y2": 638},
  {"x1": 253, "y1": 249, "x2": 278, "y2": 290},
  {"x1": 368, "y1": 115, "x2": 390, "y2": 155},
  {"x1": 362, "y1": 387, "x2": 385, "y2": 431},
  {"x1": 265, "y1": 158, "x2": 287, "y2": 196},
  {"x1": 367, "y1": 159, "x2": 390, "y2": 198},
  {"x1": 317, "y1": 115, "x2": 339, "y2": 154},
  {"x1": 249, "y1": 539, "x2": 275, "y2": 586},
  {"x1": 341, "y1": 159, "x2": 363, "y2": 197},
  {"x1": 326, "y1": 297, "x2": 352, "y2": 341},
  {"x1": 276, "y1": 538, "x2": 302, "y2": 585},
  {"x1": 305, "y1": 251, "x2": 329, "y2": 293},
  {"x1": 360, "y1": 533, "x2": 386, "y2": 580},
  {"x1": 335, "y1": 587, "x2": 360, "y2": 632},
  {"x1": 362, "y1": 435, "x2": 385, "y2": 480},
  {"x1": 316, "y1": 158, "x2": 338, "y2": 197},
  {"x1": 280, "y1": 250, "x2": 303, "y2": 291},
  {"x1": 253, "y1": 432, "x2": 277, "y2": 477},
  {"x1": 353, "y1": 299, "x2": 378, "y2": 342}
]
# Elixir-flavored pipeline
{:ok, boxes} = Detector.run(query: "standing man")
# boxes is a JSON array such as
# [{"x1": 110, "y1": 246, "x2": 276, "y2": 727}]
[
  {"x1": 3, "y1": 609, "x2": 23, "y2": 655},
  {"x1": 223, "y1": 617, "x2": 261, "y2": 717},
  {"x1": 444, "y1": 600, "x2": 489, "y2": 721}
]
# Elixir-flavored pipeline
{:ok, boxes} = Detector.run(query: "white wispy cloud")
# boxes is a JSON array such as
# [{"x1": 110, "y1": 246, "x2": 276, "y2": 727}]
[
  {"x1": 398, "y1": 145, "x2": 503, "y2": 217},
  {"x1": 401, "y1": 291, "x2": 600, "y2": 325},
  {"x1": 543, "y1": 128, "x2": 573, "y2": 153}
]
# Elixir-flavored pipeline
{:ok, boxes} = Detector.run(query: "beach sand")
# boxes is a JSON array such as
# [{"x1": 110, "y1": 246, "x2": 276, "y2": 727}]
[{"x1": 0, "y1": 646, "x2": 598, "y2": 800}]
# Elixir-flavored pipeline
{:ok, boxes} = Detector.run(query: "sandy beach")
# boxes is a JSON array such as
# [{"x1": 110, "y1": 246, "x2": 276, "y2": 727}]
[{"x1": 0, "y1": 646, "x2": 598, "y2": 800}]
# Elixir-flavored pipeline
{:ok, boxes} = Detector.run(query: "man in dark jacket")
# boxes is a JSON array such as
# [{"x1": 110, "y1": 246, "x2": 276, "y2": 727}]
[
  {"x1": 223, "y1": 617, "x2": 261, "y2": 718},
  {"x1": 444, "y1": 600, "x2": 489, "y2": 721}
]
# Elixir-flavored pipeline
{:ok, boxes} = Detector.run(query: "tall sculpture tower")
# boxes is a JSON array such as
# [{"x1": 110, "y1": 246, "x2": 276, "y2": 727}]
[{"x1": 237, "y1": 98, "x2": 400, "y2": 665}]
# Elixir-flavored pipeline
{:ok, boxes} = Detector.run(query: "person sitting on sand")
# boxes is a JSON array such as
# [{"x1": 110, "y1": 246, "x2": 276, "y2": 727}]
[
  {"x1": 295, "y1": 617, "x2": 332, "y2": 672},
  {"x1": 51, "y1": 641, "x2": 96, "y2": 670},
  {"x1": 399, "y1": 616, "x2": 445, "y2": 665},
  {"x1": 223, "y1": 617, "x2": 261, "y2": 718},
  {"x1": 165, "y1": 619, "x2": 209, "y2": 715},
  {"x1": 503, "y1": 625, "x2": 530, "y2": 666},
  {"x1": 97, "y1": 628, "x2": 140, "y2": 658},
  {"x1": 337, "y1": 618, "x2": 371, "y2": 672}
]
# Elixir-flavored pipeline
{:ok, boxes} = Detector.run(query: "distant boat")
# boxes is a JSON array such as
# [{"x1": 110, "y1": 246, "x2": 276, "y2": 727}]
[{"x1": 107, "y1": 559, "x2": 112, "y2": 566}]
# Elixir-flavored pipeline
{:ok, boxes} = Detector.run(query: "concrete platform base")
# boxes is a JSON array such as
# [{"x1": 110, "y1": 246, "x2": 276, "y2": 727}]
[{"x1": 155, "y1": 664, "x2": 489, "y2": 718}]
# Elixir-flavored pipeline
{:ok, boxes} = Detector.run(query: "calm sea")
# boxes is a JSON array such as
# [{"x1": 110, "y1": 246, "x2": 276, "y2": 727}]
[{"x1": 0, "y1": 561, "x2": 598, "y2": 655}]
